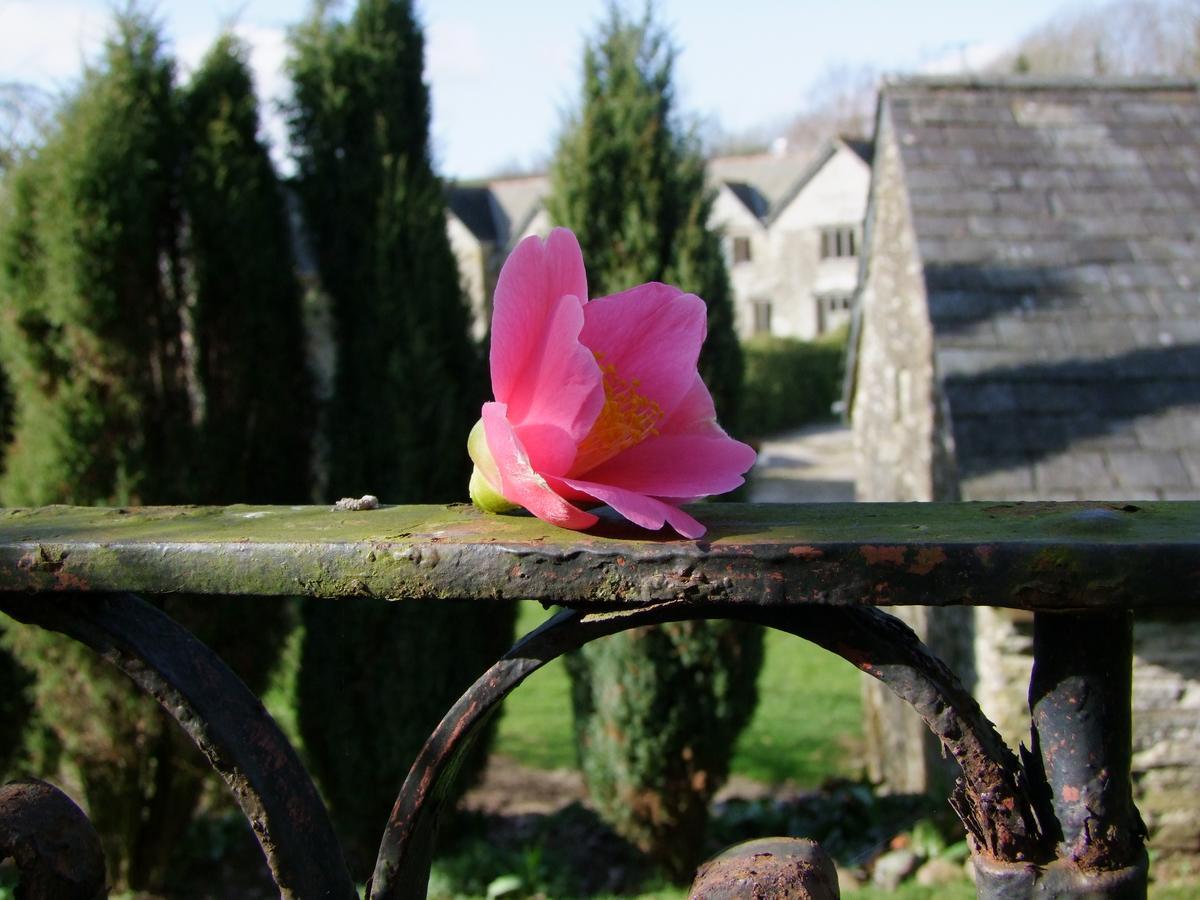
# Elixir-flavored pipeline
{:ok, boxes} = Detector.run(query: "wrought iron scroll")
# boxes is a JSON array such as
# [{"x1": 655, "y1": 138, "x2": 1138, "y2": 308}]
[
  {"x1": 367, "y1": 601, "x2": 1047, "y2": 900},
  {"x1": 0, "y1": 592, "x2": 357, "y2": 900},
  {"x1": 4, "y1": 592, "x2": 1141, "y2": 900}
]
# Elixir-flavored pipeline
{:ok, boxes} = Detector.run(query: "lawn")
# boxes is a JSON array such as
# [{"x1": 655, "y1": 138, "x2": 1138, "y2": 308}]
[{"x1": 493, "y1": 600, "x2": 866, "y2": 785}]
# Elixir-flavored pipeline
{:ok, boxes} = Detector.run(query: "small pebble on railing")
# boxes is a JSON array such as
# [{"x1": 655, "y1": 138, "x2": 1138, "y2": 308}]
[{"x1": 333, "y1": 495, "x2": 380, "y2": 511}]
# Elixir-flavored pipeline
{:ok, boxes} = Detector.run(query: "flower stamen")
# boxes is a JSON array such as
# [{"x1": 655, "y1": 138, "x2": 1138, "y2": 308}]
[{"x1": 572, "y1": 356, "x2": 663, "y2": 473}]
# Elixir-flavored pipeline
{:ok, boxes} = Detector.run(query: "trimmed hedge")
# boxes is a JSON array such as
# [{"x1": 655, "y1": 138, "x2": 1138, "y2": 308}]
[{"x1": 740, "y1": 328, "x2": 848, "y2": 437}]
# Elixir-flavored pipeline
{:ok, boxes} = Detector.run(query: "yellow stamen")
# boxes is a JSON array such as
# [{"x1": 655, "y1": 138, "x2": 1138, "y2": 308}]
[{"x1": 573, "y1": 356, "x2": 663, "y2": 473}]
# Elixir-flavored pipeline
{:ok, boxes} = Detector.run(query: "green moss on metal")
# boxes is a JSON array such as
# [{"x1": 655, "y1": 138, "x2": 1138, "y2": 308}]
[
  {"x1": 1, "y1": 501, "x2": 1194, "y2": 548},
  {"x1": 0, "y1": 501, "x2": 1197, "y2": 609}
]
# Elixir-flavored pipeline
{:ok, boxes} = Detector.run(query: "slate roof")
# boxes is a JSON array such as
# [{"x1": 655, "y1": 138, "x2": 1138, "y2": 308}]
[
  {"x1": 842, "y1": 136, "x2": 874, "y2": 165},
  {"x1": 706, "y1": 150, "x2": 815, "y2": 220},
  {"x1": 768, "y1": 136, "x2": 874, "y2": 225},
  {"x1": 447, "y1": 147, "x2": 844, "y2": 241},
  {"x1": 487, "y1": 175, "x2": 550, "y2": 247},
  {"x1": 886, "y1": 76, "x2": 1200, "y2": 499},
  {"x1": 723, "y1": 180, "x2": 769, "y2": 219},
  {"x1": 445, "y1": 185, "x2": 498, "y2": 243}
]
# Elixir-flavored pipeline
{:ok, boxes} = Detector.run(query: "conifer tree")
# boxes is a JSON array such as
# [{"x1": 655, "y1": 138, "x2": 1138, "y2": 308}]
[
  {"x1": 547, "y1": 5, "x2": 761, "y2": 881},
  {"x1": 0, "y1": 161, "x2": 33, "y2": 781},
  {"x1": 180, "y1": 33, "x2": 312, "y2": 503},
  {"x1": 0, "y1": 15, "x2": 188, "y2": 507},
  {"x1": 0, "y1": 14, "x2": 192, "y2": 886},
  {"x1": 286, "y1": 0, "x2": 511, "y2": 874},
  {"x1": 0, "y1": 17, "x2": 304, "y2": 889}
]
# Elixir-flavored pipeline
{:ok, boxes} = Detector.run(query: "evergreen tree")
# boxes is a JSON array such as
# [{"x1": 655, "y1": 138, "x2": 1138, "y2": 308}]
[
  {"x1": 548, "y1": 7, "x2": 743, "y2": 430},
  {"x1": 0, "y1": 155, "x2": 39, "y2": 787},
  {"x1": 0, "y1": 15, "x2": 192, "y2": 886},
  {"x1": 180, "y1": 33, "x2": 312, "y2": 503},
  {"x1": 0, "y1": 15, "x2": 188, "y2": 507},
  {"x1": 286, "y1": 0, "x2": 511, "y2": 875},
  {"x1": 547, "y1": 5, "x2": 761, "y2": 881},
  {"x1": 0, "y1": 17, "x2": 303, "y2": 889}
]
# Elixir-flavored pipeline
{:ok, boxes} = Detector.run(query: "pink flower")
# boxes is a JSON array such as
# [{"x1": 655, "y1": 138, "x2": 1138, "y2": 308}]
[{"x1": 468, "y1": 228, "x2": 757, "y2": 539}]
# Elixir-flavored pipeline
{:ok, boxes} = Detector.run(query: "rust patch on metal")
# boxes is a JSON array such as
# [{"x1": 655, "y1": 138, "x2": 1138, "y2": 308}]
[
  {"x1": 55, "y1": 571, "x2": 92, "y2": 591},
  {"x1": 860, "y1": 545, "x2": 906, "y2": 566},
  {"x1": 909, "y1": 547, "x2": 947, "y2": 575},
  {"x1": 690, "y1": 837, "x2": 839, "y2": 899},
  {"x1": 788, "y1": 546, "x2": 825, "y2": 559},
  {"x1": 0, "y1": 779, "x2": 107, "y2": 897}
]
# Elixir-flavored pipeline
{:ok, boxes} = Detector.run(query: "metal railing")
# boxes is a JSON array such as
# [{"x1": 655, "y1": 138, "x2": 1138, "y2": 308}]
[{"x1": 2, "y1": 500, "x2": 1196, "y2": 899}]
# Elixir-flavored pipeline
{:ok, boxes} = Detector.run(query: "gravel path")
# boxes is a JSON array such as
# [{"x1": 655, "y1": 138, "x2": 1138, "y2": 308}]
[{"x1": 748, "y1": 421, "x2": 856, "y2": 503}]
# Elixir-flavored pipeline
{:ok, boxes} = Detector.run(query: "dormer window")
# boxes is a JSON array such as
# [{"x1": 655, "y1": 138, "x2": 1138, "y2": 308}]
[{"x1": 820, "y1": 225, "x2": 857, "y2": 259}]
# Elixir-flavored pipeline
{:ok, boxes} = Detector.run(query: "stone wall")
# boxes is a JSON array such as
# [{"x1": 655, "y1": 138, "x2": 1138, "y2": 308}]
[
  {"x1": 971, "y1": 608, "x2": 1034, "y2": 753},
  {"x1": 445, "y1": 215, "x2": 494, "y2": 342},
  {"x1": 970, "y1": 607, "x2": 1200, "y2": 860},
  {"x1": 851, "y1": 80, "x2": 1200, "y2": 863},
  {"x1": 1132, "y1": 615, "x2": 1200, "y2": 856},
  {"x1": 850, "y1": 107, "x2": 974, "y2": 794},
  {"x1": 850, "y1": 112, "x2": 938, "y2": 506}
]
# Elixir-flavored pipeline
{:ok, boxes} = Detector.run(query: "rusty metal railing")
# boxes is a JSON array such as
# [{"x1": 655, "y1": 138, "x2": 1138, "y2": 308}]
[{"x1": 1, "y1": 500, "x2": 1196, "y2": 898}]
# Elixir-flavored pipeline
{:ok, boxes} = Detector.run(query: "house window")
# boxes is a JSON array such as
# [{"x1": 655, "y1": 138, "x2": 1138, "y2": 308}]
[
  {"x1": 752, "y1": 300, "x2": 772, "y2": 335},
  {"x1": 818, "y1": 293, "x2": 852, "y2": 314},
  {"x1": 816, "y1": 292, "x2": 853, "y2": 334},
  {"x1": 820, "y1": 225, "x2": 857, "y2": 259},
  {"x1": 732, "y1": 235, "x2": 752, "y2": 264}
]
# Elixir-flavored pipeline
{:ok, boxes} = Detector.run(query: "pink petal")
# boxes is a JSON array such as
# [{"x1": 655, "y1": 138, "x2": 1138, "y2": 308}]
[
  {"x1": 501, "y1": 292, "x2": 605, "y2": 465},
  {"x1": 482, "y1": 402, "x2": 598, "y2": 531},
  {"x1": 559, "y1": 476, "x2": 707, "y2": 538},
  {"x1": 512, "y1": 422, "x2": 578, "y2": 478},
  {"x1": 661, "y1": 374, "x2": 721, "y2": 435},
  {"x1": 490, "y1": 228, "x2": 591, "y2": 406},
  {"x1": 581, "y1": 432, "x2": 757, "y2": 498},
  {"x1": 579, "y1": 283, "x2": 706, "y2": 418}
]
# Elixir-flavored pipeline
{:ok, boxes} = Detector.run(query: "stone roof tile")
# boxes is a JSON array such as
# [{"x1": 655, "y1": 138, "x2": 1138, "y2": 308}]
[{"x1": 882, "y1": 76, "x2": 1200, "y2": 499}]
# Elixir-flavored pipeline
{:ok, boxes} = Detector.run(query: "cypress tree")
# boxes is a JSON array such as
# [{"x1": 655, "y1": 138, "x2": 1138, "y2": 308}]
[
  {"x1": 0, "y1": 14, "x2": 189, "y2": 507},
  {"x1": 0, "y1": 16, "x2": 303, "y2": 889},
  {"x1": 180, "y1": 33, "x2": 313, "y2": 503},
  {"x1": 547, "y1": 5, "x2": 761, "y2": 881},
  {"x1": 0, "y1": 14, "x2": 192, "y2": 887},
  {"x1": 286, "y1": 0, "x2": 512, "y2": 874},
  {"x1": 0, "y1": 159, "x2": 34, "y2": 781}
]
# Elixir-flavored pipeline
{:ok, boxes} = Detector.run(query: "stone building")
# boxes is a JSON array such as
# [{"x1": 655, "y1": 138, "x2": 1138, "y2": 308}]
[
  {"x1": 846, "y1": 76, "x2": 1200, "y2": 856},
  {"x1": 445, "y1": 139, "x2": 872, "y2": 342},
  {"x1": 446, "y1": 174, "x2": 550, "y2": 341},
  {"x1": 709, "y1": 137, "x2": 873, "y2": 340}
]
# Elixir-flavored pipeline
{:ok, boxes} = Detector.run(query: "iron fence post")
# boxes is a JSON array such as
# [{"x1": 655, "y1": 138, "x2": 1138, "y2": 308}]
[{"x1": 976, "y1": 608, "x2": 1148, "y2": 898}]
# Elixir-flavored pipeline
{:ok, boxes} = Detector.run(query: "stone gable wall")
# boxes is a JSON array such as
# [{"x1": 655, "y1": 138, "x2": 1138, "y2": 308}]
[
  {"x1": 851, "y1": 110, "x2": 938, "y2": 506},
  {"x1": 851, "y1": 107, "x2": 974, "y2": 794},
  {"x1": 853, "y1": 80, "x2": 1200, "y2": 862}
]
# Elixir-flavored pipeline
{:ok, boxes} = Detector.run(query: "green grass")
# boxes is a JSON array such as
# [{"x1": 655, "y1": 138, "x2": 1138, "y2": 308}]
[
  {"x1": 494, "y1": 602, "x2": 865, "y2": 785},
  {"x1": 492, "y1": 603, "x2": 577, "y2": 769},
  {"x1": 731, "y1": 626, "x2": 864, "y2": 784}
]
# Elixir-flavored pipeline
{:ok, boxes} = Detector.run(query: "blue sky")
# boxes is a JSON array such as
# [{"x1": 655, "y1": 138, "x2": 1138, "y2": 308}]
[{"x1": 0, "y1": 0, "x2": 1108, "y2": 178}]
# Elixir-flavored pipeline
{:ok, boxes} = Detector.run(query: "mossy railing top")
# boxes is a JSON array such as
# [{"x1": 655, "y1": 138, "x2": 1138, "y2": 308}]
[
  {"x1": 0, "y1": 500, "x2": 1196, "y2": 610},
  {"x1": 2, "y1": 499, "x2": 1197, "y2": 898}
]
